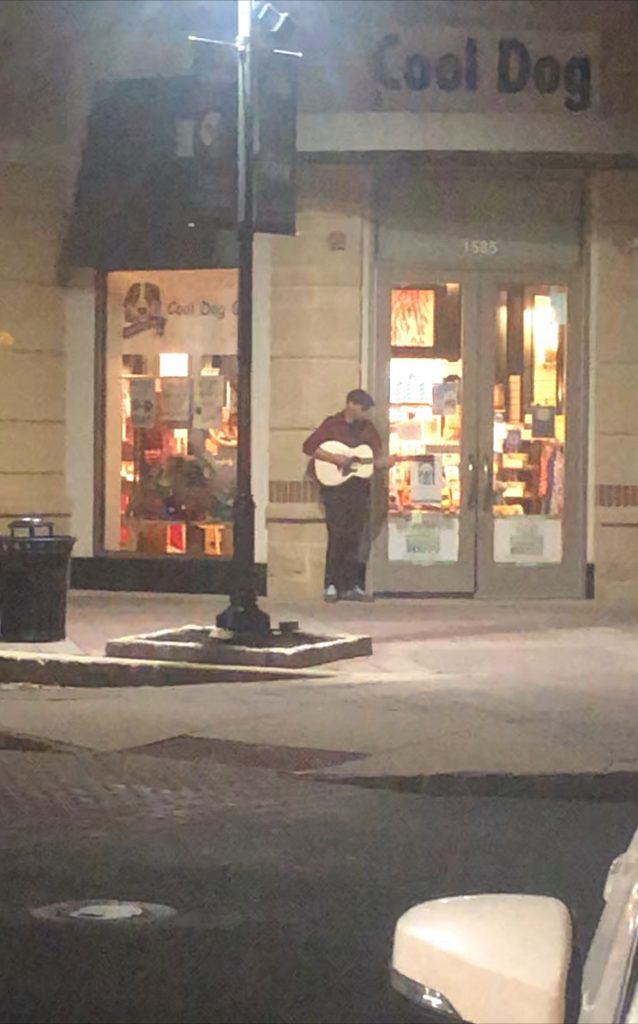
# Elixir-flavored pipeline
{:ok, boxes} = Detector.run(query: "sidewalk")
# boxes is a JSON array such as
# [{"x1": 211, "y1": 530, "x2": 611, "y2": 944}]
[{"x1": 0, "y1": 591, "x2": 636, "y2": 778}]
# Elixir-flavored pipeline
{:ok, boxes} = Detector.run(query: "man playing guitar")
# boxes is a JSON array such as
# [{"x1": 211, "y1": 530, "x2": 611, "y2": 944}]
[{"x1": 303, "y1": 389, "x2": 396, "y2": 602}]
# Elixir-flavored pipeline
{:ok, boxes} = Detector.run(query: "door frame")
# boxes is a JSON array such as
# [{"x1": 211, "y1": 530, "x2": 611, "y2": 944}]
[{"x1": 369, "y1": 262, "x2": 588, "y2": 599}]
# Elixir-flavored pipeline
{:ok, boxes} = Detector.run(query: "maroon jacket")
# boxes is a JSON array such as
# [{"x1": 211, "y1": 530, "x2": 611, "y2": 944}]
[{"x1": 302, "y1": 412, "x2": 382, "y2": 470}]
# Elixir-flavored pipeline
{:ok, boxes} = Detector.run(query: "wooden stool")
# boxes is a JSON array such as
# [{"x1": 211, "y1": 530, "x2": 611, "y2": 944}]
[{"x1": 197, "y1": 523, "x2": 225, "y2": 556}]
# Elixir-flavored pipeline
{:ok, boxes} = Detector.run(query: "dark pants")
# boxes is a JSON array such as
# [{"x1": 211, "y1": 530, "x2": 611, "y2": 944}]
[{"x1": 321, "y1": 478, "x2": 369, "y2": 594}]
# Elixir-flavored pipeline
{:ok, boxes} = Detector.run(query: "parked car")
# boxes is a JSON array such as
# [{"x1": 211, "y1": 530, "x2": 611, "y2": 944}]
[{"x1": 391, "y1": 823, "x2": 638, "y2": 1024}]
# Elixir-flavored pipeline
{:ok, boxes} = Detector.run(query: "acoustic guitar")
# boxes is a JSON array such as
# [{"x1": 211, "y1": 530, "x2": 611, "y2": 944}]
[{"x1": 314, "y1": 440, "x2": 428, "y2": 488}]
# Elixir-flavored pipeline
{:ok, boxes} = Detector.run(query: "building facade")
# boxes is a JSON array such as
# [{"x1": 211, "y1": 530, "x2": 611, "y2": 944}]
[{"x1": 1, "y1": 0, "x2": 638, "y2": 601}]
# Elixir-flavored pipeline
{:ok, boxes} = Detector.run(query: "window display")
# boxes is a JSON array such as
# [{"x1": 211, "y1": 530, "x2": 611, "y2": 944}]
[
  {"x1": 105, "y1": 270, "x2": 238, "y2": 558},
  {"x1": 491, "y1": 285, "x2": 567, "y2": 564}
]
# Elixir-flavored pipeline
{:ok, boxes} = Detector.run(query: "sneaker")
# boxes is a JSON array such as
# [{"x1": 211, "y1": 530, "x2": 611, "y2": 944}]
[
  {"x1": 341, "y1": 587, "x2": 374, "y2": 602},
  {"x1": 323, "y1": 584, "x2": 338, "y2": 603}
]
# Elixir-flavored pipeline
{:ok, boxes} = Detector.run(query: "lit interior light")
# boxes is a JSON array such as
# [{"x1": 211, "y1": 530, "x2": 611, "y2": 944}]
[
  {"x1": 159, "y1": 352, "x2": 189, "y2": 377},
  {"x1": 533, "y1": 294, "x2": 559, "y2": 365}
]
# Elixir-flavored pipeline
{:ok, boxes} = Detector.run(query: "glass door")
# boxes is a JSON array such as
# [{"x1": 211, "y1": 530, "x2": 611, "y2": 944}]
[
  {"x1": 475, "y1": 272, "x2": 586, "y2": 598},
  {"x1": 370, "y1": 268, "x2": 479, "y2": 595},
  {"x1": 371, "y1": 267, "x2": 586, "y2": 598}
]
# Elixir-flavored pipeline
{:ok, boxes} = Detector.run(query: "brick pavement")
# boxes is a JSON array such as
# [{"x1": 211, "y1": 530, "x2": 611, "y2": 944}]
[{"x1": 0, "y1": 747, "x2": 366, "y2": 849}]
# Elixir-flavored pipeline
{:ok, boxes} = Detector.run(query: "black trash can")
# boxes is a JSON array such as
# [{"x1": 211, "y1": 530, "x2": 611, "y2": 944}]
[{"x1": 0, "y1": 518, "x2": 76, "y2": 642}]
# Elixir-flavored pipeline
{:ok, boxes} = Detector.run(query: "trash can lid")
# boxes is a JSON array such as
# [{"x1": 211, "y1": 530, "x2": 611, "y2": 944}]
[{"x1": 9, "y1": 518, "x2": 55, "y2": 538}]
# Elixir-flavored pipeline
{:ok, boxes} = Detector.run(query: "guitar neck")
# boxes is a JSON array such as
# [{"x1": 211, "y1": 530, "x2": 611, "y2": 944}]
[{"x1": 358, "y1": 455, "x2": 434, "y2": 465}]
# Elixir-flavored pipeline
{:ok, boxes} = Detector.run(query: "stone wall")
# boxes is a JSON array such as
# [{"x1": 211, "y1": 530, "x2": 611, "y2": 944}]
[
  {"x1": 0, "y1": 162, "x2": 69, "y2": 534},
  {"x1": 590, "y1": 171, "x2": 638, "y2": 599},
  {"x1": 0, "y1": 2, "x2": 71, "y2": 536},
  {"x1": 267, "y1": 164, "x2": 370, "y2": 598}
]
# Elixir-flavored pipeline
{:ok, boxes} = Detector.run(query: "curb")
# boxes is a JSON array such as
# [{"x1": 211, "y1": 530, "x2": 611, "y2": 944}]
[
  {"x1": 105, "y1": 625, "x2": 373, "y2": 668},
  {"x1": 0, "y1": 652, "x2": 336, "y2": 688},
  {"x1": 312, "y1": 771, "x2": 638, "y2": 801}
]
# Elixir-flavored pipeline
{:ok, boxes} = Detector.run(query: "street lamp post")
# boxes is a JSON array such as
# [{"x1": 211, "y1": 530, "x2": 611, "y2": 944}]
[
  {"x1": 191, "y1": 1, "x2": 297, "y2": 635},
  {"x1": 215, "y1": 0, "x2": 271, "y2": 634}
]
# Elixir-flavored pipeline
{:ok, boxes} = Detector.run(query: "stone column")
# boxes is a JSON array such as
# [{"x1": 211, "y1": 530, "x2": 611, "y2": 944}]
[
  {"x1": 590, "y1": 170, "x2": 638, "y2": 600},
  {"x1": 267, "y1": 163, "x2": 370, "y2": 599}
]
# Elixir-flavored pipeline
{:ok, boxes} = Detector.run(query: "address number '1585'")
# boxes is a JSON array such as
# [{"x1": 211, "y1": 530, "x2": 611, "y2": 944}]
[{"x1": 464, "y1": 239, "x2": 499, "y2": 255}]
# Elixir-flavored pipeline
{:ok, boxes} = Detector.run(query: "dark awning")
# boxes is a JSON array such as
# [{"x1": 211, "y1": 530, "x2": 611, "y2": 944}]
[
  {"x1": 61, "y1": 58, "x2": 297, "y2": 277},
  {"x1": 61, "y1": 74, "x2": 238, "y2": 275}
]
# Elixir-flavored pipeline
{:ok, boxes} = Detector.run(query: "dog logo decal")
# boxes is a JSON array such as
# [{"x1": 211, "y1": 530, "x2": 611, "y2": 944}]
[{"x1": 122, "y1": 282, "x2": 166, "y2": 339}]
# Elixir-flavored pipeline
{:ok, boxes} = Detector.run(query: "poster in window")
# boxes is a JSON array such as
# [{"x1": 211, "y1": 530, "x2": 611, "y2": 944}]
[
  {"x1": 411, "y1": 456, "x2": 443, "y2": 503},
  {"x1": 193, "y1": 376, "x2": 225, "y2": 430},
  {"x1": 388, "y1": 513, "x2": 459, "y2": 564},
  {"x1": 160, "y1": 378, "x2": 192, "y2": 427},
  {"x1": 432, "y1": 380, "x2": 459, "y2": 416},
  {"x1": 494, "y1": 517, "x2": 562, "y2": 564},
  {"x1": 549, "y1": 287, "x2": 568, "y2": 326},
  {"x1": 129, "y1": 377, "x2": 156, "y2": 429},
  {"x1": 532, "y1": 405, "x2": 556, "y2": 438},
  {"x1": 391, "y1": 289, "x2": 434, "y2": 348}
]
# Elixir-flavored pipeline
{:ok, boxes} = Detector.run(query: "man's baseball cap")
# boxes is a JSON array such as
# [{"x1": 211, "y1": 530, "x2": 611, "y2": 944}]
[{"x1": 346, "y1": 388, "x2": 375, "y2": 409}]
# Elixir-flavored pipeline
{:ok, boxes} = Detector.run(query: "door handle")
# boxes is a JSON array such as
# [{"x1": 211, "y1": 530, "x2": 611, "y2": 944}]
[
  {"x1": 467, "y1": 454, "x2": 478, "y2": 510},
  {"x1": 481, "y1": 454, "x2": 493, "y2": 513}
]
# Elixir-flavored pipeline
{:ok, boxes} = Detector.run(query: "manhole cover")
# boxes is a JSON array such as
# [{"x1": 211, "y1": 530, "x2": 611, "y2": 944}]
[
  {"x1": 70, "y1": 903, "x2": 143, "y2": 921},
  {"x1": 31, "y1": 900, "x2": 177, "y2": 923}
]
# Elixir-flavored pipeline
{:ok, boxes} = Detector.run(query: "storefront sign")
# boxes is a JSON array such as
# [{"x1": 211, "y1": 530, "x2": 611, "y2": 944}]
[
  {"x1": 367, "y1": 30, "x2": 597, "y2": 114},
  {"x1": 167, "y1": 301, "x2": 237, "y2": 318},
  {"x1": 109, "y1": 269, "x2": 238, "y2": 357},
  {"x1": 123, "y1": 283, "x2": 166, "y2": 339}
]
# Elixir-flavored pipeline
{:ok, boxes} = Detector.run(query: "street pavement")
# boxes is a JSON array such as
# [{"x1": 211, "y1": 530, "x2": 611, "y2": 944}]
[
  {"x1": 0, "y1": 747, "x2": 636, "y2": 1023},
  {"x1": 0, "y1": 594, "x2": 636, "y2": 1021}
]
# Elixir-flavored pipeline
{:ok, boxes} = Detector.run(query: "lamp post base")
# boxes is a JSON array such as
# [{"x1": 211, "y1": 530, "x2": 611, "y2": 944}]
[{"x1": 216, "y1": 596, "x2": 272, "y2": 635}]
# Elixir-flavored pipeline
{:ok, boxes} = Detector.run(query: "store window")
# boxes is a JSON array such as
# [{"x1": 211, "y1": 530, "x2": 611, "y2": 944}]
[
  {"x1": 387, "y1": 284, "x2": 463, "y2": 564},
  {"x1": 491, "y1": 285, "x2": 567, "y2": 564},
  {"x1": 104, "y1": 270, "x2": 238, "y2": 558}
]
